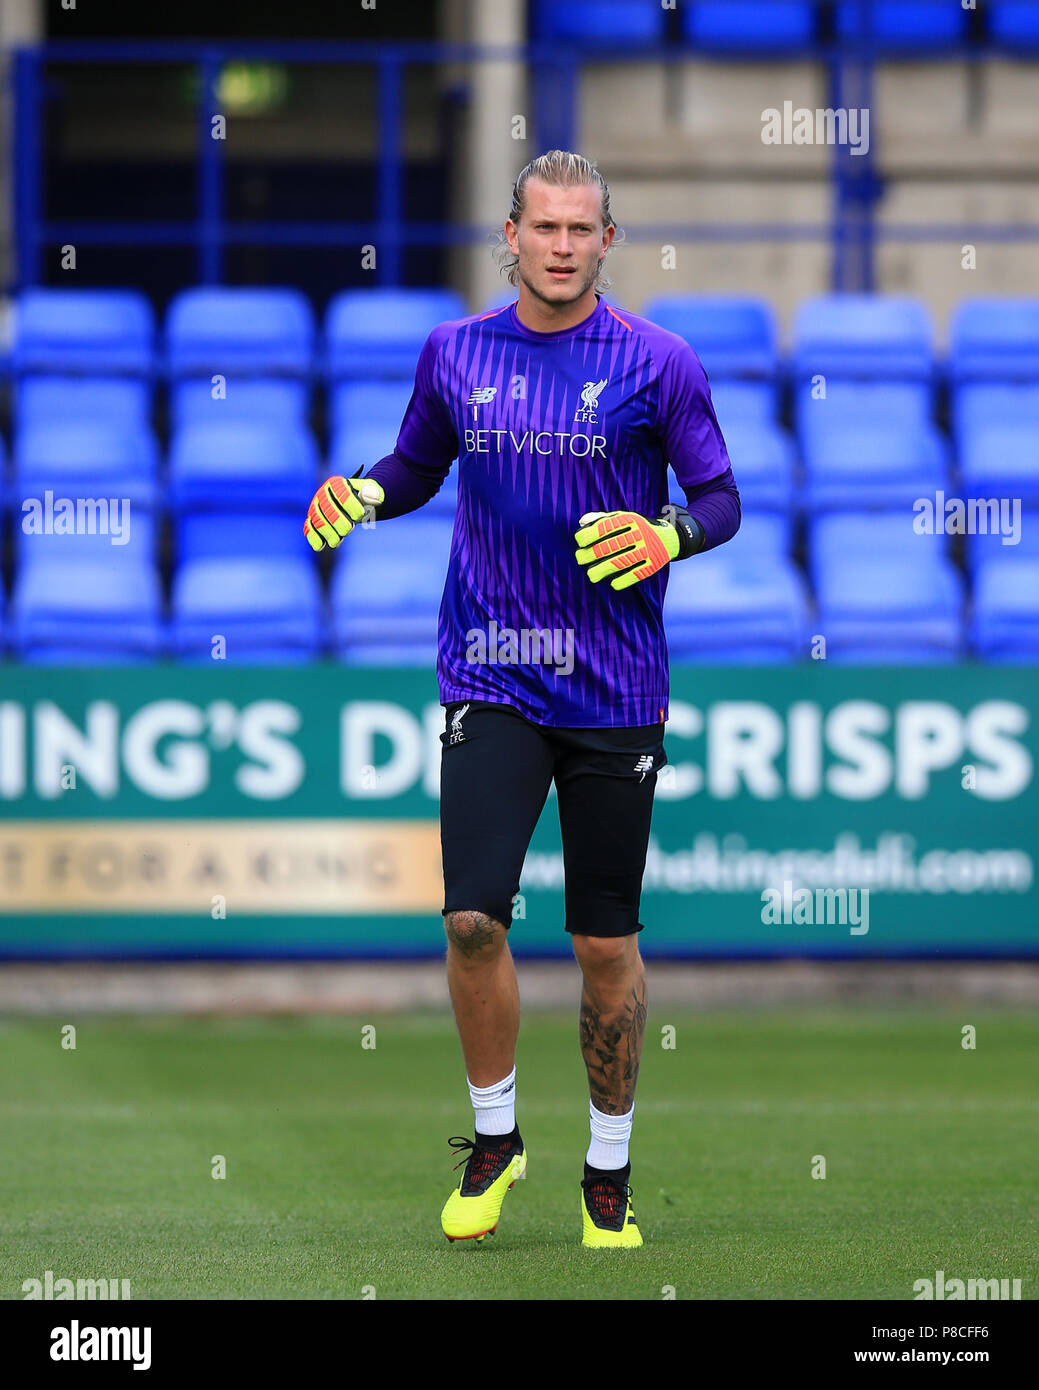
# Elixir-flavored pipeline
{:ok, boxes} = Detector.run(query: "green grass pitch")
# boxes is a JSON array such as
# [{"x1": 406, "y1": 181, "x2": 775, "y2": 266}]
[{"x1": 1, "y1": 1007, "x2": 1036, "y2": 1300}]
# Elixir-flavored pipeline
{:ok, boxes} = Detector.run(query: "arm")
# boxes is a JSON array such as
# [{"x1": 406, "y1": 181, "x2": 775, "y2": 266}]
[
  {"x1": 679, "y1": 464, "x2": 742, "y2": 554},
  {"x1": 363, "y1": 447, "x2": 452, "y2": 520},
  {"x1": 366, "y1": 331, "x2": 458, "y2": 518},
  {"x1": 573, "y1": 345, "x2": 742, "y2": 591},
  {"x1": 304, "y1": 330, "x2": 458, "y2": 548}
]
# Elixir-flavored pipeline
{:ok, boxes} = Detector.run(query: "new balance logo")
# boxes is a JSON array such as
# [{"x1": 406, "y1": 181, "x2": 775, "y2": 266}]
[
  {"x1": 634, "y1": 755, "x2": 654, "y2": 781},
  {"x1": 467, "y1": 386, "x2": 497, "y2": 420}
]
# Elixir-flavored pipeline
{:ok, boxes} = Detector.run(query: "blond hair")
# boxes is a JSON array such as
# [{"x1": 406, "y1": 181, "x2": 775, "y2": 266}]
[{"x1": 493, "y1": 150, "x2": 621, "y2": 291}]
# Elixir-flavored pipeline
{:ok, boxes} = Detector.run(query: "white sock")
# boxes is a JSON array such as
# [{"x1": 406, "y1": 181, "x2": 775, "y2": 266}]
[
  {"x1": 586, "y1": 1100, "x2": 633, "y2": 1170},
  {"x1": 468, "y1": 1067, "x2": 516, "y2": 1137}
]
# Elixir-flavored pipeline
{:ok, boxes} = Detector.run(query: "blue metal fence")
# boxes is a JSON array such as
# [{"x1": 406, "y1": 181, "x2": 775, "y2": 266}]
[{"x1": 10, "y1": 31, "x2": 1039, "y2": 295}]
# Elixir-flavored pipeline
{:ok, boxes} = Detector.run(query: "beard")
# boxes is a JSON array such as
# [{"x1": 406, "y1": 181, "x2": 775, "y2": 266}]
[{"x1": 516, "y1": 256, "x2": 601, "y2": 307}]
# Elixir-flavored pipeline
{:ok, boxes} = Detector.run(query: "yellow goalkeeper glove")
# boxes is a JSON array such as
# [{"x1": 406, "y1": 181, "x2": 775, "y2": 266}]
[
  {"x1": 304, "y1": 476, "x2": 385, "y2": 552},
  {"x1": 574, "y1": 505, "x2": 702, "y2": 591}
]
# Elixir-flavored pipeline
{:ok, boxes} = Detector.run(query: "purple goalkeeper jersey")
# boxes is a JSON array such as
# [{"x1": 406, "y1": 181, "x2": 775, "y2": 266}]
[{"x1": 379, "y1": 294, "x2": 733, "y2": 728}]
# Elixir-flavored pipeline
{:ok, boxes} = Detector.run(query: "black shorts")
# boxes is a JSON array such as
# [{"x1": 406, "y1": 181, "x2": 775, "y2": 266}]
[{"x1": 439, "y1": 700, "x2": 667, "y2": 938}]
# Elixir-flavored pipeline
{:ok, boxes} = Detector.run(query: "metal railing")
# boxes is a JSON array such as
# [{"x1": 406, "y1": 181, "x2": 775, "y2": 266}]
[{"x1": 10, "y1": 22, "x2": 1039, "y2": 296}]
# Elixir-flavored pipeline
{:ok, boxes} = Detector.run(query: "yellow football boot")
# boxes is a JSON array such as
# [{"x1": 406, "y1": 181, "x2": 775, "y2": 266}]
[
  {"x1": 581, "y1": 1163, "x2": 643, "y2": 1248},
  {"x1": 441, "y1": 1131, "x2": 527, "y2": 1242}
]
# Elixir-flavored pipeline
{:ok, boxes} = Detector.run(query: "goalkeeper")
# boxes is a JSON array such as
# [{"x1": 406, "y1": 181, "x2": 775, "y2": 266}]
[{"x1": 306, "y1": 150, "x2": 740, "y2": 1249}]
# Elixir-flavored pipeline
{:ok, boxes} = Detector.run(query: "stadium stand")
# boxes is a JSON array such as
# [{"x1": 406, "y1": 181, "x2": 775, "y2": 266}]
[
  {"x1": 10, "y1": 558, "x2": 164, "y2": 664},
  {"x1": 331, "y1": 514, "x2": 453, "y2": 666},
  {"x1": 792, "y1": 295, "x2": 934, "y2": 384},
  {"x1": 641, "y1": 295, "x2": 779, "y2": 380},
  {"x1": 810, "y1": 513, "x2": 963, "y2": 664},
  {"x1": 834, "y1": 1, "x2": 969, "y2": 50},
  {"x1": 170, "y1": 556, "x2": 323, "y2": 664},
  {"x1": 682, "y1": 1, "x2": 817, "y2": 52},
  {"x1": 169, "y1": 377, "x2": 310, "y2": 428},
  {"x1": 168, "y1": 420, "x2": 319, "y2": 512},
  {"x1": 989, "y1": 1, "x2": 1039, "y2": 48},
  {"x1": 15, "y1": 376, "x2": 152, "y2": 431},
  {"x1": 664, "y1": 513, "x2": 808, "y2": 664},
  {"x1": 800, "y1": 418, "x2": 948, "y2": 512},
  {"x1": 11, "y1": 288, "x2": 155, "y2": 375},
  {"x1": 971, "y1": 558, "x2": 1039, "y2": 662},
  {"x1": 949, "y1": 299, "x2": 1039, "y2": 383},
  {"x1": 325, "y1": 289, "x2": 467, "y2": 380},
  {"x1": 530, "y1": 0, "x2": 666, "y2": 48},
  {"x1": 3, "y1": 280, "x2": 1039, "y2": 666},
  {"x1": 165, "y1": 287, "x2": 315, "y2": 377},
  {"x1": 716, "y1": 420, "x2": 796, "y2": 515},
  {"x1": 15, "y1": 420, "x2": 160, "y2": 510}
]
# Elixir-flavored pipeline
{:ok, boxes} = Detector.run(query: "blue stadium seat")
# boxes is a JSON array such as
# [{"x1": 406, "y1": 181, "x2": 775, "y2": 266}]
[
  {"x1": 531, "y1": 0, "x2": 665, "y2": 47},
  {"x1": 344, "y1": 641, "x2": 439, "y2": 665},
  {"x1": 15, "y1": 376, "x2": 152, "y2": 430},
  {"x1": 15, "y1": 420, "x2": 160, "y2": 509},
  {"x1": 330, "y1": 424, "x2": 402, "y2": 479},
  {"x1": 169, "y1": 421, "x2": 318, "y2": 511},
  {"x1": 665, "y1": 561, "x2": 808, "y2": 664},
  {"x1": 12, "y1": 289, "x2": 155, "y2": 376},
  {"x1": 664, "y1": 515, "x2": 806, "y2": 662},
  {"x1": 175, "y1": 512, "x2": 305, "y2": 564},
  {"x1": 717, "y1": 511, "x2": 791, "y2": 559},
  {"x1": 16, "y1": 509, "x2": 158, "y2": 568},
  {"x1": 836, "y1": 1, "x2": 969, "y2": 50},
  {"x1": 639, "y1": 296, "x2": 778, "y2": 379},
  {"x1": 990, "y1": 1, "x2": 1039, "y2": 49},
  {"x1": 960, "y1": 422, "x2": 1039, "y2": 508},
  {"x1": 329, "y1": 380, "x2": 413, "y2": 439},
  {"x1": 709, "y1": 380, "x2": 779, "y2": 426},
  {"x1": 331, "y1": 515, "x2": 453, "y2": 660},
  {"x1": 809, "y1": 511, "x2": 946, "y2": 586},
  {"x1": 952, "y1": 384, "x2": 1039, "y2": 455},
  {"x1": 171, "y1": 557, "x2": 322, "y2": 663},
  {"x1": 10, "y1": 558, "x2": 163, "y2": 663},
  {"x1": 718, "y1": 421, "x2": 796, "y2": 513},
  {"x1": 796, "y1": 380, "x2": 932, "y2": 441},
  {"x1": 166, "y1": 287, "x2": 315, "y2": 376},
  {"x1": 816, "y1": 557, "x2": 963, "y2": 663},
  {"x1": 811, "y1": 513, "x2": 961, "y2": 662},
  {"x1": 971, "y1": 559, "x2": 1039, "y2": 662},
  {"x1": 325, "y1": 289, "x2": 467, "y2": 380},
  {"x1": 949, "y1": 299, "x2": 1039, "y2": 382},
  {"x1": 329, "y1": 426, "x2": 459, "y2": 517},
  {"x1": 802, "y1": 419, "x2": 947, "y2": 511},
  {"x1": 169, "y1": 377, "x2": 309, "y2": 427},
  {"x1": 966, "y1": 510, "x2": 1039, "y2": 573},
  {"x1": 792, "y1": 295, "x2": 934, "y2": 382},
  {"x1": 683, "y1": 1, "x2": 815, "y2": 52}
]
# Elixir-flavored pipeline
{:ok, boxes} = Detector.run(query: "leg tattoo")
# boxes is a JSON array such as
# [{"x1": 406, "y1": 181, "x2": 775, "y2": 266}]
[
  {"x1": 444, "y1": 909, "x2": 505, "y2": 959},
  {"x1": 579, "y1": 977, "x2": 648, "y2": 1115}
]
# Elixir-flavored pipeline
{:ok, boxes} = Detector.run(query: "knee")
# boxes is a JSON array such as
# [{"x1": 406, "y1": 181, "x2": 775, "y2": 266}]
[
  {"x1": 572, "y1": 933, "x2": 637, "y2": 983},
  {"x1": 444, "y1": 909, "x2": 507, "y2": 960}
]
